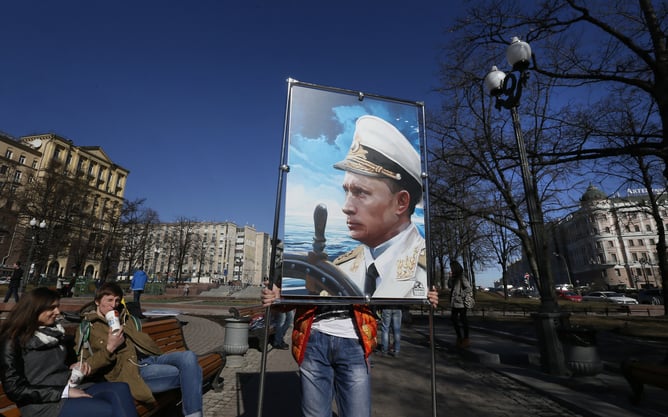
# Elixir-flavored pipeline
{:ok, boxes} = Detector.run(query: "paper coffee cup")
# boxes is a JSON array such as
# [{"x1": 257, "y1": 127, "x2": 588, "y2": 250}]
[
  {"x1": 105, "y1": 310, "x2": 122, "y2": 334},
  {"x1": 69, "y1": 366, "x2": 84, "y2": 387}
]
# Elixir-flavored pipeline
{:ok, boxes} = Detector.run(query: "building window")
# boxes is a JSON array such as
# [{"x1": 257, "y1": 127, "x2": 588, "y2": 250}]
[
  {"x1": 53, "y1": 147, "x2": 61, "y2": 160},
  {"x1": 634, "y1": 225, "x2": 640, "y2": 232},
  {"x1": 615, "y1": 269, "x2": 621, "y2": 276},
  {"x1": 607, "y1": 241, "x2": 614, "y2": 248},
  {"x1": 638, "y1": 239, "x2": 644, "y2": 246},
  {"x1": 31, "y1": 160, "x2": 38, "y2": 169},
  {"x1": 650, "y1": 239, "x2": 655, "y2": 245},
  {"x1": 605, "y1": 226, "x2": 611, "y2": 233},
  {"x1": 625, "y1": 225, "x2": 631, "y2": 232},
  {"x1": 596, "y1": 241, "x2": 602, "y2": 249},
  {"x1": 0, "y1": 165, "x2": 7, "y2": 174},
  {"x1": 629, "y1": 240, "x2": 635, "y2": 247},
  {"x1": 18, "y1": 155, "x2": 26, "y2": 165},
  {"x1": 632, "y1": 253, "x2": 638, "y2": 261},
  {"x1": 611, "y1": 253, "x2": 618, "y2": 263},
  {"x1": 13, "y1": 171, "x2": 21, "y2": 182},
  {"x1": 645, "y1": 224, "x2": 652, "y2": 232},
  {"x1": 5, "y1": 149, "x2": 13, "y2": 159}
]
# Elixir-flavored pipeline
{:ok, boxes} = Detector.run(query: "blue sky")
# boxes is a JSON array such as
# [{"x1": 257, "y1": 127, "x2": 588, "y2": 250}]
[{"x1": 1, "y1": 1, "x2": 509, "y2": 284}]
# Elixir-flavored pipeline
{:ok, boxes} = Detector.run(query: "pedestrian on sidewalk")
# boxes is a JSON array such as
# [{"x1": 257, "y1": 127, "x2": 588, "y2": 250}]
[
  {"x1": 379, "y1": 305, "x2": 402, "y2": 356},
  {"x1": 3, "y1": 262, "x2": 23, "y2": 303},
  {"x1": 448, "y1": 260, "x2": 472, "y2": 349},
  {"x1": 130, "y1": 267, "x2": 148, "y2": 309},
  {"x1": 271, "y1": 309, "x2": 294, "y2": 350}
]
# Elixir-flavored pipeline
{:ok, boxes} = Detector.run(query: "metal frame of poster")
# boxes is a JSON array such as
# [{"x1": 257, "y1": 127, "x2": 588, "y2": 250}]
[{"x1": 268, "y1": 78, "x2": 433, "y2": 306}]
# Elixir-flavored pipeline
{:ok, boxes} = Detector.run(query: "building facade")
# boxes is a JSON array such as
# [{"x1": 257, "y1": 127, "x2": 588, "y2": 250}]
[
  {"x1": 118, "y1": 221, "x2": 271, "y2": 287},
  {"x1": 502, "y1": 185, "x2": 665, "y2": 291},
  {"x1": 0, "y1": 132, "x2": 128, "y2": 279}
]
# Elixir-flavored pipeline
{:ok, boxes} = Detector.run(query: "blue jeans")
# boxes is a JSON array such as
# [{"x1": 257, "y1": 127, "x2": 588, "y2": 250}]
[
  {"x1": 300, "y1": 330, "x2": 371, "y2": 417},
  {"x1": 59, "y1": 382, "x2": 137, "y2": 417},
  {"x1": 380, "y1": 308, "x2": 402, "y2": 354},
  {"x1": 272, "y1": 309, "x2": 295, "y2": 345},
  {"x1": 139, "y1": 351, "x2": 202, "y2": 416}
]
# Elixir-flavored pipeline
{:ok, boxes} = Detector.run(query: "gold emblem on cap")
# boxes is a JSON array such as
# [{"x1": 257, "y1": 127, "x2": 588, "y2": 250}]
[{"x1": 343, "y1": 138, "x2": 402, "y2": 181}]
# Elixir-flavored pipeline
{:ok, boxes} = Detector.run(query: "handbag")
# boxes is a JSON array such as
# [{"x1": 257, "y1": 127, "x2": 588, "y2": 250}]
[{"x1": 464, "y1": 290, "x2": 475, "y2": 309}]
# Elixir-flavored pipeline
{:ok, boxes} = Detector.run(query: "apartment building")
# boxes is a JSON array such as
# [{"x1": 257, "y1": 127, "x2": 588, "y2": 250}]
[
  {"x1": 0, "y1": 132, "x2": 129, "y2": 279},
  {"x1": 119, "y1": 221, "x2": 271, "y2": 287},
  {"x1": 504, "y1": 184, "x2": 665, "y2": 290}
]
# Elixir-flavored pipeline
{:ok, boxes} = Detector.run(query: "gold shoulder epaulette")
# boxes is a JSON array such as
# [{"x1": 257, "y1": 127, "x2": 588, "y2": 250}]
[
  {"x1": 418, "y1": 247, "x2": 427, "y2": 269},
  {"x1": 333, "y1": 246, "x2": 363, "y2": 264}
]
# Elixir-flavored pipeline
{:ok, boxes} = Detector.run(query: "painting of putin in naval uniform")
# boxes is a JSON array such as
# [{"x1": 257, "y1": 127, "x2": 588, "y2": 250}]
[
  {"x1": 331, "y1": 115, "x2": 427, "y2": 299},
  {"x1": 280, "y1": 81, "x2": 429, "y2": 301}
]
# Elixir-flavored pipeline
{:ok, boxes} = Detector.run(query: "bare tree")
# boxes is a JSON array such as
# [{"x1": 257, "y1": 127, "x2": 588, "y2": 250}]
[{"x1": 173, "y1": 216, "x2": 197, "y2": 282}]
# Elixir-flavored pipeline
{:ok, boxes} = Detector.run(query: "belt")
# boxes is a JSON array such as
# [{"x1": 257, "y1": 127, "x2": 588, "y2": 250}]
[{"x1": 313, "y1": 307, "x2": 351, "y2": 322}]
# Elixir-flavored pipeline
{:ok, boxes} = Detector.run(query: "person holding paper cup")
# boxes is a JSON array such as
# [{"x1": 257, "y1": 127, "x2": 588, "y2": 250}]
[
  {"x1": 0, "y1": 287, "x2": 138, "y2": 417},
  {"x1": 78, "y1": 282, "x2": 204, "y2": 417}
]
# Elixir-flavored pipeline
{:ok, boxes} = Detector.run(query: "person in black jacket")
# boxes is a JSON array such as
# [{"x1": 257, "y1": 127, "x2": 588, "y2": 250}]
[
  {"x1": 3, "y1": 261, "x2": 23, "y2": 302},
  {"x1": 0, "y1": 287, "x2": 138, "y2": 417}
]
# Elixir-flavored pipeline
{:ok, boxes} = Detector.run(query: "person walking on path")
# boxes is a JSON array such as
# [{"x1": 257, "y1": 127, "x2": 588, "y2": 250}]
[
  {"x1": 448, "y1": 260, "x2": 473, "y2": 348},
  {"x1": 130, "y1": 267, "x2": 148, "y2": 308},
  {"x1": 379, "y1": 306, "x2": 403, "y2": 356},
  {"x1": 271, "y1": 309, "x2": 295, "y2": 350},
  {"x1": 3, "y1": 262, "x2": 24, "y2": 303}
]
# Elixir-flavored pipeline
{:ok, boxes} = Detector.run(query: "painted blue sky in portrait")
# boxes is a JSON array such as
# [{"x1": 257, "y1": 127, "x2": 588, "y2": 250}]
[{"x1": 282, "y1": 82, "x2": 425, "y2": 260}]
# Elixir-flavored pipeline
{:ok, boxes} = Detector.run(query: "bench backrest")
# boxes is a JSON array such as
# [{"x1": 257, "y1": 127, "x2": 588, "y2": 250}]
[{"x1": 141, "y1": 317, "x2": 187, "y2": 353}]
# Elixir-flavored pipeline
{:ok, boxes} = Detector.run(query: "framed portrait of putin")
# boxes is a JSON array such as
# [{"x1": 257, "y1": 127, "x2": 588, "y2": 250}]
[{"x1": 274, "y1": 79, "x2": 431, "y2": 304}]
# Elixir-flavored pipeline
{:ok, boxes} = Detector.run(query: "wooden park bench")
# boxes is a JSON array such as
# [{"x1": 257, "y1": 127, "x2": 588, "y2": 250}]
[
  {"x1": 228, "y1": 304, "x2": 276, "y2": 352},
  {"x1": 621, "y1": 357, "x2": 668, "y2": 404},
  {"x1": 0, "y1": 317, "x2": 226, "y2": 417}
]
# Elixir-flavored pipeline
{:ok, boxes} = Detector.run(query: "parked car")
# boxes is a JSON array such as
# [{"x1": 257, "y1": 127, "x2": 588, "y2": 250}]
[
  {"x1": 0, "y1": 277, "x2": 8, "y2": 285},
  {"x1": 638, "y1": 288, "x2": 664, "y2": 305},
  {"x1": 582, "y1": 291, "x2": 638, "y2": 304},
  {"x1": 557, "y1": 290, "x2": 582, "y2": 302}
]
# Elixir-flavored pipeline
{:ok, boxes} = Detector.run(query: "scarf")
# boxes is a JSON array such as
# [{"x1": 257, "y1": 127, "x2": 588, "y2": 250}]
[{"x1": 26, "y1": 323, "x2": 65, "y2": 350}]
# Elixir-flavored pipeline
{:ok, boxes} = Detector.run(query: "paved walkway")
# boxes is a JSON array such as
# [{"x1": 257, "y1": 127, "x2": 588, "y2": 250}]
[
  {"x1": 5, "y1": 296, "x2": 665, "y2": 417},
  {"x1": 175, "y1": 309, "x2": 667, "y2": 417}
]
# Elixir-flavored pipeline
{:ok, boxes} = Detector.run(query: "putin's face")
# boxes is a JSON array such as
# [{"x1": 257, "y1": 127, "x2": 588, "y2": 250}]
[{"x1": 341, "y1": 172, "x2": 410, "y2": 248}]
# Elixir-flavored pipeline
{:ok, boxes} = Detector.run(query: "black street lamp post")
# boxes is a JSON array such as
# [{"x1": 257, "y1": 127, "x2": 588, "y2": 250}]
[
  {"x1": 484, "y1": 37, "x2": 567, "y2": 375},
  {"x1": 21, "y1": 217, "x2": 46, "y2": 294}
]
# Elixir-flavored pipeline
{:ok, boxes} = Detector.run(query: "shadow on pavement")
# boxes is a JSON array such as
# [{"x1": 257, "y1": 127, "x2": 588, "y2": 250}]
[{"x1": 237, "y1": 371, "x2": 301, "y2": 417}]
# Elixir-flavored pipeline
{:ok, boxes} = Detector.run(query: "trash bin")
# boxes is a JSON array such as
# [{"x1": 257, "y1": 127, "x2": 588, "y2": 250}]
[
  {"x1": 558, "y1": 326, "x2": 603, "y2": 376},
  {"x1": 223, "y1": 317, "x2": 250, "y2": 367}
]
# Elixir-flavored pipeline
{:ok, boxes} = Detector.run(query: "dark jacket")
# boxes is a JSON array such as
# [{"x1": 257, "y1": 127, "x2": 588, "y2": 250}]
[
  {"x1": 0, "y1": 335, "x2": 68, "y2": 417},
  {"x1": 9, "y1": 267, "x2": 23, "y2": 284}
]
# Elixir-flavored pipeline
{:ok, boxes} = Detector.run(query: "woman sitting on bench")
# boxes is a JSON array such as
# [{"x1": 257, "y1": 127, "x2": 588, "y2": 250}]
[
  {"x1": 0, "y1": 287, "x2": 138, "y2": 417},
  {"x1": 77, "y1": 282, "x2": 204, "y2": 417}
]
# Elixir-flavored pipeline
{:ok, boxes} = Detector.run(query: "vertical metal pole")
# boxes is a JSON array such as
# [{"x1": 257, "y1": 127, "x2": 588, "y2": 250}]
[
  {"x1": 20, "y1": 230, "x2": 36, "y2": 294},
  {"x1": 429, "y1": 306, "x2": 438, "y2": 417},
  {"x1": 509, "y1": 106, "x2": 557, "y2": 309}
]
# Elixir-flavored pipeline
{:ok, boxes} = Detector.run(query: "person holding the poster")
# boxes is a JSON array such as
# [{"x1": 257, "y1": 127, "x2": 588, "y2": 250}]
[
  {"x1": 261, "y1": 280, "x2": 438, "y2": 417},
  {"x1": 332, "y1": 115, "x2": 427, "y2": 299}
]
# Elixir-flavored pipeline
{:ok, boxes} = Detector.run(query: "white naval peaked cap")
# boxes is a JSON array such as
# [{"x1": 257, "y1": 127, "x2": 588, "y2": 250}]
[{"x1": 333, "y1": 115, "x2": 422, "y2": 193}]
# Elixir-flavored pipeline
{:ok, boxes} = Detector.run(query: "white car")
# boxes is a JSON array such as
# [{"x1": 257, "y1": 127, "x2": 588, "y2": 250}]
[
  {"x1": 0, "y1": 277, "x2": 9, "y2": 285},
  {"x1": 582, "y1": 291, "x2": 638, "y2": 304}
]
